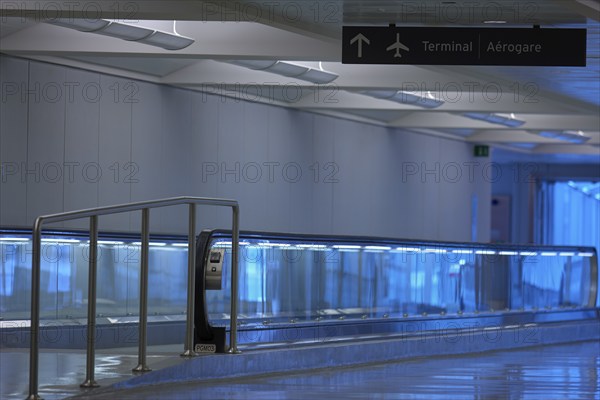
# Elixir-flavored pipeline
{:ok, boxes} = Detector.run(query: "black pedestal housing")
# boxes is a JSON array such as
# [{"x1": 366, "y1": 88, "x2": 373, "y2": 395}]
[
  {"x1": 194, "y1": 230, "x2": 228, "y2": 354},
  {"x1": 194, "y1": 326, "x2": 227, "y2": 354}
]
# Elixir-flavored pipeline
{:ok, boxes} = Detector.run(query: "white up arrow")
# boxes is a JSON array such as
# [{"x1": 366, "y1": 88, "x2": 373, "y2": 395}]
[{"x1": 350, "y1": 33, "x2": 370, "y2": 58}]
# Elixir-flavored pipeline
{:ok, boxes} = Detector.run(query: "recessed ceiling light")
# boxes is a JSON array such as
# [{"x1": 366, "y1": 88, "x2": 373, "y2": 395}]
[
  {"x1": 228, "y1": 60, "x2": 277, "y2": 70},
  {"x1": 530, "y1": 130, "x2": 590, "y2": 144},
  {"x1": 360, "y1": 90, "x2": 444, "y2": 108},
  {"x1": 97, "y1": 22, "x2": 154, "y2": 41},
  {"x1": 46, "y1": 18, "x2": 194, "y2": 50},
  {"x1": 463, "y1": 113, "x2": 525, "y2": 127},
  {"x1": 49, "y1": 18, "x2": 110, "y2": 32},
  {"x1": 226, "y1": 60, "x2": 339, "y2": 84},
  {"x1": 138, "y1": 30, "x2": 195, "y2": 50},
  {"x1": 267, "y1": 61, "x2": 310, "y2": 77},
  {"x1": 297, "y1": 69, "x2": 339, "y2": 84}
]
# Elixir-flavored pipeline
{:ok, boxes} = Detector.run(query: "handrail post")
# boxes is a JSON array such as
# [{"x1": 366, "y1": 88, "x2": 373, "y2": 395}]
[
  {"x1": 228, "y1": 204, "x2": 241, "y2": 353},
  {"x1": 181, "y1": 203, "x2": 197, "y2": 357},
  {"x1": 81, "y1": 216, "x2": 99, "y2": 388},
  {"x1": 133, "y1": 208, "x2": 151, "y2": 373},
  {"x1": 27, "y1": 220, "x2": 43, "y2": 400},
  {"x1": 588, "y1": 253, "x2": 598, "y2": 307},
  {"x1": 25, "y1": 197, "x2": 239, "y2": 398}
]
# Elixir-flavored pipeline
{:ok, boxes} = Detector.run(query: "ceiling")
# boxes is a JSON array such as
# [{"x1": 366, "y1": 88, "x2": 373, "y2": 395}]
[{"x1": 1, "y1": 0, "x2": 599, "y2": 161}]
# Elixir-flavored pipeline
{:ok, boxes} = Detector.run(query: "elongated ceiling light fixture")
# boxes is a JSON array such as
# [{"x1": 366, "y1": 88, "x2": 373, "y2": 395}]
[
  {"x1": 359, "y1": 89, "x2": 444, "y2": 108},
  {"x1": 227, "y1": 60, "x2": 339, "y2": 84},
  {"x1": 530, "y1": 130, "x2": 590, "y2": 144},
  {"x1": 463, "y1": 112, "x2": 525, "y2": 127},
  {"x1": 47, "y1": 18, "x2": 194, "y2": 50}
]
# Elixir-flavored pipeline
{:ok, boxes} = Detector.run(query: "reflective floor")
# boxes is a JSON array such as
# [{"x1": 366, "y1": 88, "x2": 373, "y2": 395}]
[
  {"x1": 68, "y1": 341, "x2": 599, "y2": 400},
  {"x1": 0, "y1": 344, "x2": 184, "y2": 400},
  {"x1": 2, "y1": 341, "x2": 598, "y2": 399}
]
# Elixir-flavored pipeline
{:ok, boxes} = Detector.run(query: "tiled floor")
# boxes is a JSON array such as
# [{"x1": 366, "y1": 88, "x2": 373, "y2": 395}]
[{"x1": 4, "y1": 341, "x2": 598, "y2": 399}]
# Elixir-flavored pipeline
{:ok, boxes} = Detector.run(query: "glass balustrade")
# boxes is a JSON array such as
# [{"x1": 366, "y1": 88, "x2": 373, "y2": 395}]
[
  {"x1": 0, "y1": 229, "x2": 597, "y2": 323},
  {"x1": 0, "y1": 230, "x2": 189, "y2": 320},
  {"x1": 203, "y1": 233, "x2": 598, "y2": 324}
]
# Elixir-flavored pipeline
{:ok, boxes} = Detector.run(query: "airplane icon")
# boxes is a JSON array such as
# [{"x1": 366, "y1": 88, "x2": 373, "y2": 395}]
[{"x1": 386, "y1": 33, "x2": 410, "y2": 57}]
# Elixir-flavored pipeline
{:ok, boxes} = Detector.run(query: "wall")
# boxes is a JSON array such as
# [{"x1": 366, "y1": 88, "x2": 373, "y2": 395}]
[{"x1": 0, "y1": 55, "x2": 490, "y2": 242}]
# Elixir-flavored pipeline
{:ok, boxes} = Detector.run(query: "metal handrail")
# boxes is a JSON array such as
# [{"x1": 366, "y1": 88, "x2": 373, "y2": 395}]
[{"x1": 27, "y1": 196, "x2": 240, "y2": 400}]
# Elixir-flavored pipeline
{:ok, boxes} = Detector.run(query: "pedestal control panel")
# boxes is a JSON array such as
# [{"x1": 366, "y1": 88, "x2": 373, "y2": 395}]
[{"x1": 205, "y1": 248, "x2": 225, "y2": 290}]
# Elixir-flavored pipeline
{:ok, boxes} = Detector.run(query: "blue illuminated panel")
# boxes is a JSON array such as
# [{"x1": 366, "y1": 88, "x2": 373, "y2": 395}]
[
  {"x1": 204, "y1": 234, "x2": 598, "y2": 323},
  {"x1": 0, "y1": 230, "x2": 597, "y2": 323}
]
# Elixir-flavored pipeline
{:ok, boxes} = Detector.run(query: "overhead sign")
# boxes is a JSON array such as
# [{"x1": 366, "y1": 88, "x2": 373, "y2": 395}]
[{"x1": 342, "y1": 27, "x2": 586, "y2": 66}]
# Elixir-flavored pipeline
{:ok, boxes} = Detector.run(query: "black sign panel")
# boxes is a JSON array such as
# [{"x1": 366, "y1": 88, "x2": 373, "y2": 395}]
[{"x1": 342, "y1": 27, "x2": 586, "y2": 66}]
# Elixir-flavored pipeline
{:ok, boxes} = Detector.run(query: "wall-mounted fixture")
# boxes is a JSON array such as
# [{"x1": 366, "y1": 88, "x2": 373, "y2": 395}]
[{"x1": 47, "y1": 18, "x2": 195, "y2": 50}]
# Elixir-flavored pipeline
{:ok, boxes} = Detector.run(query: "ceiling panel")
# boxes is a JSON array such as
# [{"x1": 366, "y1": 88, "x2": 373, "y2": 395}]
[
  {"x1": 65, "y1": 55, "x2": 197, "y2": 77},
  {"x1": 0, "y1": 0, "x2": 598, "y2": 159}
]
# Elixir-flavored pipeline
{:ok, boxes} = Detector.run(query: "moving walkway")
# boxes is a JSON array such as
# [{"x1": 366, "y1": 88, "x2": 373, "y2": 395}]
[
  {"x1": 2, "y1": 228, "x2": 597, "y2": 351},
  {"x1": 193, "y1": 230, "x2": 599, "y2": 352}
]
